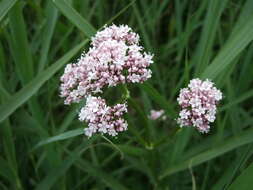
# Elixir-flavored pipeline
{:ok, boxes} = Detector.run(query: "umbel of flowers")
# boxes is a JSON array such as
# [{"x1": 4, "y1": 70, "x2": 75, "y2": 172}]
[
  {"x1": 60, "y1": 24, "x2": 153, "y2": 105},
  {"x1": 60, "y1": 24, "x2": 153, "y2": 137},
  {"x1": 177, "y1": 78, "x2": 222, "y2": 133},
  {"x1": 79, "y1": 96, "x2": 128, "y2": 137}
]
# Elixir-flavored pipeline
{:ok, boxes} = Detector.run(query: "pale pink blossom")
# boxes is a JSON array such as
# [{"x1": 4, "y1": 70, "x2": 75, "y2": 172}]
[
  {"x1": 60, "y1": 24, "x2": 153, "y2": 105},
  {"x1": 177, "y1": 78, "x2": 222, "y2": 133},
  {"x1": 79, "y1": 96, "x2": 128, "y2": 137},
  {"x1": 149, "y1": 109, "x2": 166, "y2": 120}
]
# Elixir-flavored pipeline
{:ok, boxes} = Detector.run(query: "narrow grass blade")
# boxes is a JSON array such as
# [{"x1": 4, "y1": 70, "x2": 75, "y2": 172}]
[
  {"x1": 0, "y1": 0, "x2": 17, "y2": 22},
  {"x1": 35, "y1": 141, "x2": 93, "y2": 190},
  {"x1": 220, "y1": 89, "x2": 253, "y2": 112},
  {"x1": 117, "y1": 145, "x2": 147, "y2": 157},
  {"x1": 227, "y1": 163, "x2": 253, "y2": 190},
  {"x1": 0, "y1": 40, "x2": 88, "y2": 123},
  {"x1": 212, "y1": 145, "x2": 253, "y2": 190},
  {"x1": 9, "y1": 1, "x2": 34, "y2": 84},
  {"x1": 0, "y1": 82, "x2": 22, "y2": 189},
  {"x1": 38, "y1": 1, "x2": 58, "y2": 72},
  {"x1": 52, "y1": 0, "x2": 96, "y2": 38},
  {"x1": 77, "y1": 159, "x2": 129, "y2": 190},
  {"x1": 105, "y1": 0, "x2": 136, "y2": 26},
  {"x1": 160, "y1": 127, "x2": 253, "y2": 179},
  {"x1": 0, "y1": 157, "x2": 15, "y2": 183},
  {"x1": 229, "y1": 0, "x2": 253, "y2": 39},
  {"x1": 33, "y1": 128, "x2": 84, "y2": 150},
  {"x1": 201, "y1": 15, "x2": 253, "y2": 79},
  {"x1": 194, "y1": 0, "x2": 228, "y2": 75}
]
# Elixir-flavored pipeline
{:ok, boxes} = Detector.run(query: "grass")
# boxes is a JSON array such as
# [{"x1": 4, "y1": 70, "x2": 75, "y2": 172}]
[{"x1": 0, "y1": 0, "x2": 253, "y2": 189}]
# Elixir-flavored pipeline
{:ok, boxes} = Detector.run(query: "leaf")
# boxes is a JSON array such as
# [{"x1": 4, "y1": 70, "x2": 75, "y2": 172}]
[
  {"x1": 33, "y1": 128, "x2": 84, "y2": 150},
  {"x1": 105, "y1": 0, "x2": 136, "y2": 25},
  {"x1": 220, "y1": 89, "x2": 253, "y2": 112},
  {"x1": 212, "y1": 145, "x2": 253, "y2": 190},
  {"x1": 9, "y1": 1, "x2": 34, "y2": 84},
  {"x1": 35, "y1": 140, "x2": 93, "y2": 190},
  {"x1": 0, "y1": 40, "x2": 88, "y2": 123},
  {"x1": 201, "y1": 14, "x2": 253, "y2": 79},
  {"x1": 160, "y1": 127, "x2": 253, "y2": 179},
  {"x1": 52, "y1": 0, "x2": 96, "y2": 38},
  {"x1": 117, "y1": 145, "x2": 147, "y2": 157},
  {"x1": 0, "y1": 0, "x2": 17, "y2": 22},
  {"x1": 76, "y1": 159, "x2": 129, "y2": 190},
  {"x1": 38, "y1": 1, "x2": 58, "y2": 72},
  {"x1": 194, "y1": 0, "x2": 228, "y2": 75},
  {"x1": 0, "y1": 157, "x2": 15, "y2": 182},
  {"x1": 227, "y1": 163, "x2": 253, "y2": 190}
]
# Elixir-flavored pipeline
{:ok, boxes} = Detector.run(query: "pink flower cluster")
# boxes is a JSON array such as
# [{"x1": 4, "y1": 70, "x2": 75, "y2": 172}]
[
  {"x1": 60, "y1": 24, "x2": 153, "y2": 105},
  {"x1": 79, "y1": 96, "x2": 128, "y2": 137},
  {"x1": 149, "y1": 109, "x2": 166, "y2": 120},
  {"x1": 177, "y1": 78, "x2": 222, "y2": 133},
  {"x1": 60, "y1": 24, "x2": 153, "y2": 137}
]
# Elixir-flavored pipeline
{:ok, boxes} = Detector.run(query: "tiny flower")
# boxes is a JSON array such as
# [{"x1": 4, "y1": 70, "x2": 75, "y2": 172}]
[
  {"x1": 179, "y1": 109, "x2": 190, "y2": 119},
  {"x1": 79, "y1": 96, "x2": 128, "y2": 137},
  {"x1": 177, "y1": 78, "x2": 222, "y2": 133},
  {"x1": 149, "y1": 109, "x2": 166, "y2": 120},
  {"x1": 60, "y1": 24, "x2": 153, "y2": 105}
]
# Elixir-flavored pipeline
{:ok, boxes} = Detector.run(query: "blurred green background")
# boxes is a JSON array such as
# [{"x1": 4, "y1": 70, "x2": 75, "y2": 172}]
[{"x1": 0, "y1": 0, "x2": 253, "y2": 189}]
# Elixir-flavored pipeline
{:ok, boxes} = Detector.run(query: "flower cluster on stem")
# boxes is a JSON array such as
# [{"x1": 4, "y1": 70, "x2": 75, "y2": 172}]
[
  {"x1": 60, "y1": 24, "x2": 153, "y2": 137},
  {"x1": 60, "y1": 24, "x2": 153, "y2": 105},
  {"x1": 79, "y1": 96, "x2": 128, "y2": 137},
  {"x1": 177, "y1": 78, "x2": 222, "y2": 133}
]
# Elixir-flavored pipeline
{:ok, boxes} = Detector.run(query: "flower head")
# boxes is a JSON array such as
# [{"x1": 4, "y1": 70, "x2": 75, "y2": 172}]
[
  {"x1": 79, "y1": 96, "x2": 128, "y2": 137},
  {"x1": 60, "y1": 24, "x2": 153, "y2": 105},
  {"x1": 149, "y1": 109, "x2": 166, "y2": 120},
  {"x1": 177, "y1": 78, "x2": 222, "y2": 133}
]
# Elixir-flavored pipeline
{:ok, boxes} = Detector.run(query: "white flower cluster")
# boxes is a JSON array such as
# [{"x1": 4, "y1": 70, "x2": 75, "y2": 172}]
[{"x1": 177, "y1": 78, "x2": 222, "y2": 133}]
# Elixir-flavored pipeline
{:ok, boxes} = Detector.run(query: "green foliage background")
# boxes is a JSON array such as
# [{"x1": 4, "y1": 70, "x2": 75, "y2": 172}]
[{"x1": 0, "y1": 0, "x2": 253, "y2": 189}]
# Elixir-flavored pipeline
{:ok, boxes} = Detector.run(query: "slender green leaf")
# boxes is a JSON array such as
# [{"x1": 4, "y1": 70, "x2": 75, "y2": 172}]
[
  {"x1": 227, "y1": 163, "x2": 253, "y2": 190},
  {"x1": 0, "y1": 157, "x2": 15, "y2": 182},
  {"x1": 38, "y1": 1, "x2": 58, "y2": 72},
  {"x1": 35, "y1": 141, "x2": 93, "y2": 190},
  {"x1": 117, "y1": 145, "x2": 147, "y2": 157},
  {"x1": 220, "y1": 89, "x2": 253, "y2": 112},
  {"x1": 105, "y1": 0, "x2": 136, "y2": 25},
  {"x1": 201, "y1": 14, "x2": 253, "y2": 79},
  {"x1": 160, "y1": 127, "x2": 253, "y2": 179},
  {"x1": 78, "y1": 160, "x2": 129, "y2": 190},
  {"x1": 52, "y1": 0, "x2": 96, "y2": 38},
  {"x1": 0, "y1": 0, "x2": 17, "y2": 22},
  {"x1": 212, "y1": 145, "x2": 253, "y2": 190},
  {"x1": 9, "y1": 1, "x2": 34, "y2": 84},
  {"x1": 194, "y1": 0, "x2": 228, "y2": 75},
  {"x1": 33, "y1": 128, "x2": 84, "y2": 150}
]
